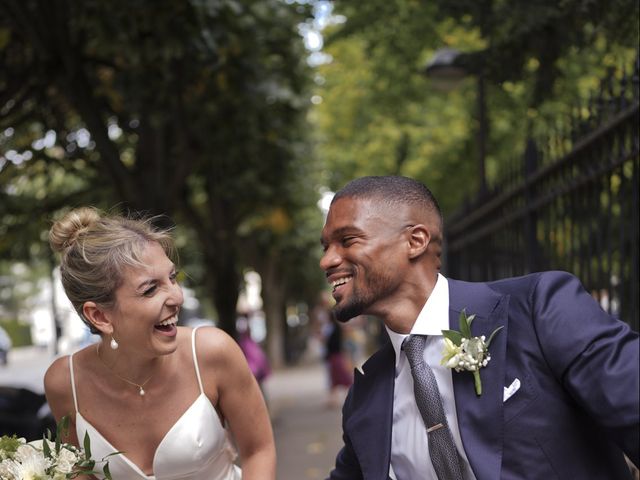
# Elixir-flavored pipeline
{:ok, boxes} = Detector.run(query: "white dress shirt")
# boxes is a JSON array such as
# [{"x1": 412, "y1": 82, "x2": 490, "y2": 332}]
[{"x1": 385, "y1": 274, "x2": 477, "y2": 480}]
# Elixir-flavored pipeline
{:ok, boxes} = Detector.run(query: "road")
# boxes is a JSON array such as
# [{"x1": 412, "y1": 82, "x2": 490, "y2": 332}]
[{"x1": 0, "y1": 345, "x2": 51, "y2": 393}]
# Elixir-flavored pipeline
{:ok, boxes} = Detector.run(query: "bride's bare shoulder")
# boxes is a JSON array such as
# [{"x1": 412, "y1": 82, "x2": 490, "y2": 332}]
[
  {"x1": 44, "y1": 355, "x2": 74, "y2": 421},
  {"x1": 44, "y1": 344, "x2": 98, "y2": 416},
  {"x1": 45, "y1": 355, "x2": 71, "y2": 390},
  {"x1": 187, "y1": 325, "x2": 242, "y2": 364}
]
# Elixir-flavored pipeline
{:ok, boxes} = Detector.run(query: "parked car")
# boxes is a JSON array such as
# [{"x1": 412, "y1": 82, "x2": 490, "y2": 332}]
[
  {"x1": 0, "y1": 386, "x2": 56, "y2": 440},
  {"x1": 0, "y1": 326, "x2": 11, "y2": 365}
]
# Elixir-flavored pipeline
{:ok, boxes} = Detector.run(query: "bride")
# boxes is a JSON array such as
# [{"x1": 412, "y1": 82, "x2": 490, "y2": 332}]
[{"x1": 44, "y1": 207, "x2": 276, "y2": 480}]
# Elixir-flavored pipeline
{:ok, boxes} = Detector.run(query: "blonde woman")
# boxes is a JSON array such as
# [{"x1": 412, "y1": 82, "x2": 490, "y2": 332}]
[{"x1": 44, "y1": 207, "x2": 275, "y2": 480}]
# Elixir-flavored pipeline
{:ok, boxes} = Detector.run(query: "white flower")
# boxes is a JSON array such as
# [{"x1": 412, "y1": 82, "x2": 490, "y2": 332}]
[
  {"x1": 0, "y1": 417, "x2": 114, "y2": 480},
  {"x1": 56, "y1": 446, "x2": 80, "y2": 474},
  {"x1": 0, "y1": 438, "x2": 78, "y2": 479},
  {"x1": 0, "y1": 460, "x2": 15, "y2": 480},
  {"x1": 442, "y1": 309, "x2": 504, "y2": 396},
  {"x1": 441, "y1": 337, "x2": 463, "y2": 368},
  {"x1": 0, "y1": 450, "x2": 50, "y2": 480},
  {"x1": 15, "y1": 441, "x2": 49, "y2": 465},
  {"x1": 445, "y1": 355, "x2": 461, "y2": 368}
]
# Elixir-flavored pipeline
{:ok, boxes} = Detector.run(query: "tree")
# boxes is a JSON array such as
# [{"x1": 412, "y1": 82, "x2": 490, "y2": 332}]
[
  {"x1": 238, "y1": 152, "x2": 327, "y2": 366},
  {"x1": 0, "y1": 0, "x2": 319, "y2": 341},
  {"x1": 311, "y1": 0, "x2": 638, "y2": 210},
  {"x1": 329, "y1": 0, "x2": 639, "y2": 106}
]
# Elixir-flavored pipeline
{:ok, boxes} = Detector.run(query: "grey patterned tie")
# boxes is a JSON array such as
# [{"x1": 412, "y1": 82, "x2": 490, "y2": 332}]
[{"x1": 402, "y1": 334, "x2": 465, "y2": 480}]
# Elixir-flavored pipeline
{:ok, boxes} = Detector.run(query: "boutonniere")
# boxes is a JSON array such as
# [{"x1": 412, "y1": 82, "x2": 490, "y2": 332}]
[{"x1": 441, "y1": 309, "x2": 503, "y2": 396}]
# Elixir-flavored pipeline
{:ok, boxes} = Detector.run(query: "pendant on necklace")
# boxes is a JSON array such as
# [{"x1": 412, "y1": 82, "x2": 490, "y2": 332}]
[{"x1": 139, "y1": 387, "x2": 145, "y2": 396}]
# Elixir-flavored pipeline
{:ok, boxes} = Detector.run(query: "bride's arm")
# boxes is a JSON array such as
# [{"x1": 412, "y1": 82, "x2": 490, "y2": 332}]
[{"x1": 199, "y1": 327, "x2": 276, "y2": 480}]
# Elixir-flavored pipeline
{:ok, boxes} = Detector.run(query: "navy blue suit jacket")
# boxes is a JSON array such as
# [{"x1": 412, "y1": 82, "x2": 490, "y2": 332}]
[{"x1": 328, "y1": 271, "x2": 639, "y2": 480}]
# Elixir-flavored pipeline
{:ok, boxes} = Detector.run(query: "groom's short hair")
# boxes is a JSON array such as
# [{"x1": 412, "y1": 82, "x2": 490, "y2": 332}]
[{"x1": 332, "y1": 175, "x2": 443, "y2": 229}]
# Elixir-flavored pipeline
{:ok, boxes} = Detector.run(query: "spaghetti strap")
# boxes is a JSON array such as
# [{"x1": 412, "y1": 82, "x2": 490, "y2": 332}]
[
  {"x1": 191, "y1": 326, "x2": 205, "y2": 394},
  {"x1": 68, "y1": 354, "x2": 79, "y2": 413}
]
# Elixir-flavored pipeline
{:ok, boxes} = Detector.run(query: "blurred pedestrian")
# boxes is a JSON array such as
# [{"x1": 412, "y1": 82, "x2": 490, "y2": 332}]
[
  {"x1": 236, "y1": 315, "x2": 271, "y2": 390},
  {"x1": 324, "y1": 316, "x2": 353, "y2": 408},
  {"x1": 341, "y1": 316, "x2": 368, "y2": 371}
]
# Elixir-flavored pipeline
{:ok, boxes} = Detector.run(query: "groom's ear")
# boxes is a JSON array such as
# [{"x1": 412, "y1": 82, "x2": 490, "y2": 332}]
[
  {"x1": 406, "y1": 224, "x2": 430, "y2": 259},
  {"x1": 82, "y1": 301, "x2": 113, "y2": 335}
]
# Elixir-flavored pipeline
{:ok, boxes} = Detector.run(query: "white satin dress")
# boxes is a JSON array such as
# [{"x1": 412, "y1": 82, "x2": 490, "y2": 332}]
[{"x1": 69, "y1": 327, "x2": 242, "y2": 480}]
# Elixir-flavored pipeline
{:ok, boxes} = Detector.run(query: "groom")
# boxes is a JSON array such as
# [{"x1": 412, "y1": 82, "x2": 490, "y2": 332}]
[{"x1": 320, "y1": 175, "x2": 639, "y2": 479}]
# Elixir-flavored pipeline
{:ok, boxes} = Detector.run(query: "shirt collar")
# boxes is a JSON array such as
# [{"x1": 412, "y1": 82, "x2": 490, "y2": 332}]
[{"x1": 385, "y1": 273, "x2": 450, "y2": 367}]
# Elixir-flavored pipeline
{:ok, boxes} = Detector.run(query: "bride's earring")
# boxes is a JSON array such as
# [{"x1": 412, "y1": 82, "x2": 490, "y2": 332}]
[{"x1": 110, "y1": 336, "x2": 119, "y2": 350}]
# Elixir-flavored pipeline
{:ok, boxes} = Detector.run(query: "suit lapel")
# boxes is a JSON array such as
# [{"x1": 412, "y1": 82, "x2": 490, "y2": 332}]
[
  {"x1": 347, "y1": 341, "x2": 395, "y2": 480},
  {"x1": 448, "y1": 279, "x2": 509, "y2": 480}
]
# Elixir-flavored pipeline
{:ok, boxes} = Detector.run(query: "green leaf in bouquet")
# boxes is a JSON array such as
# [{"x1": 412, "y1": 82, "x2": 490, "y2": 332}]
[
  {"x1": 458, "y1": 309, "x2": 472, "y2": 339},
  {"x1": 76, "y1": 459, "x2": 96, "y2": 469},
  {"x1": 57, "y1": 415, "x2": 70, "y2": 447},
  {"x1": 104, "y1": 451, "x2": 125, "y2": 458},
  {"x1": 84, "y1": 431, "x2": 92, "y2": 459},
  {"x1": 442, "y1": 329, "x2": 463, "y2": 346},
  {"x1": 42, "y1": 435, "x2": 52, "y2": 458}
]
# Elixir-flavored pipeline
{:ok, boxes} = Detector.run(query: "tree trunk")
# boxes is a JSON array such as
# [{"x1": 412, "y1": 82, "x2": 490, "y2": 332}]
[
  {"x1": 210, "y1": 249, "x2": 240, "y2": 338},
  {"x1": 181, "y1": 197, "x2": 241, "y2": 339},
  {"x1": 48, "y1": 252, "x2": 61, "y2": 356},
  {"x1": 260, "y1": 253, "x2": 287, "y2": 369}
]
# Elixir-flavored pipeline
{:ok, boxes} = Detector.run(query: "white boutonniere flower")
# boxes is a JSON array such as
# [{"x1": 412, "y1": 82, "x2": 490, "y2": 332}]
[{"x1": 441, "y1": 309, "x2": 503, "y2": 396}]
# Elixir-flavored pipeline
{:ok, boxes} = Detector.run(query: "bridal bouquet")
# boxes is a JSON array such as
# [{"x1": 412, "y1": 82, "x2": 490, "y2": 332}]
[{"x1": 0, "y1": 417, "x2": 112, "y2": 479}]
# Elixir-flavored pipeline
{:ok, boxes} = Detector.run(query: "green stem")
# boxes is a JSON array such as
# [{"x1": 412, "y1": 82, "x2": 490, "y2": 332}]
[{"x1": 473, "y1": 370, "x2": 482, "y2": 396}]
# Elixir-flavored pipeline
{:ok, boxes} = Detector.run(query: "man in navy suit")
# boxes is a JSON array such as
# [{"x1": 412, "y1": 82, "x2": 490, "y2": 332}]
[{"x1": 320, "y1": 176, "x2": 639, "y2": 479}]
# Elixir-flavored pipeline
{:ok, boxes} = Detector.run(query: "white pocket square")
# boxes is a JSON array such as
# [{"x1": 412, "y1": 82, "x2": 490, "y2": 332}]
[{"x1": 503, "y1": 378, "x2": 521, "y2": 402}]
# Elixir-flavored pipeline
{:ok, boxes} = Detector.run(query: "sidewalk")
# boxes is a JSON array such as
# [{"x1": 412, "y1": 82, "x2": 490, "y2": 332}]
[{"x1": 264, "y1": 360, "x2": 345, "y2": 480}]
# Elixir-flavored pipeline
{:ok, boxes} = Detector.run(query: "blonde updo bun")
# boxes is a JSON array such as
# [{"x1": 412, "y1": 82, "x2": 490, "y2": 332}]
[
  {"x1": 49, "y1": 207, "x2": 176, "y2": 333},
  {"x1": 49, "y1": 207, "x2": 101, "y2": 253}
]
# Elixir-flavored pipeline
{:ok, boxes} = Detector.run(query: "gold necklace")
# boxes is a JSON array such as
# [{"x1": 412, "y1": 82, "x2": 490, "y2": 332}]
[{"x1": 96, "y1": 343, "x2": 154, "y2": 396}]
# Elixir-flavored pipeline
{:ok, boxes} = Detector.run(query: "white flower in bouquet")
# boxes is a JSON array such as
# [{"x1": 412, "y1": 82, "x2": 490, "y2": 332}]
[
  {"x1": 0, "y1": 416, "x2": 113, "y2": 479},
  {"x1": 0, "y1": 439, "x2": 55, "y2": 479},
  {"x1": 54, "y1": 443, "x2": 79, "y2": 475}
]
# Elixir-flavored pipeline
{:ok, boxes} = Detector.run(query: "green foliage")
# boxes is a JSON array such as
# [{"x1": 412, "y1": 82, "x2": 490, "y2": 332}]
[
  {"x1": 0, "y1": 260, "x2": 50, "y2": 337},
  {"x1": 312, "y1": 0, "x2": 638, "y2": 212},
  {"x1": 330, "y1": 0, "x2": 639, "y2": 104},
  {"x1": 0, "y1": 435, "x2": 22, "y2": 460},
  {"x1": 0, "y1": 0, "x2": 320, "y2": 334},
  {"x1": 237, "y1": 150, "x2": 326, "y2": 303},
  {"x1": 313, "y1": 15, "x2": 478, "y2": 213},
  {"x1": 0, "y1": 319, "x2": 32, "y2": 347}
]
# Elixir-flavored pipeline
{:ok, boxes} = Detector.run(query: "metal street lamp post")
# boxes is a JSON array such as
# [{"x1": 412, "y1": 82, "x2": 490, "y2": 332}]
[{"x1": 423, "y1": 48, "x2": 488, "y2": 196}]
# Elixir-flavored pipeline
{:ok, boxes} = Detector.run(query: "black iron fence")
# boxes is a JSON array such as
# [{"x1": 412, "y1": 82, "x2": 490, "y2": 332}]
[{"x1": 444, "y1": 57, "x2": 639, "y2": 331}]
